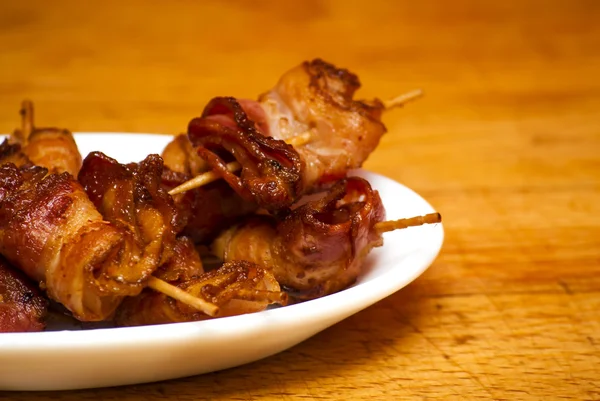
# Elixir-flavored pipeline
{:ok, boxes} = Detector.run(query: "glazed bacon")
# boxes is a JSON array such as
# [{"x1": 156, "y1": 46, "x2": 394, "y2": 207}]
[
  {"x1": 211, "y1": 176, "x2": 386, "y2": 301},
  {"x1": 257, "y1": 58, "x2": 387, "y2": 190},
  {"x1": 0, "y1": 140, "x2": 32, "y2": 169},
  {"x1": 188, "y1": 97, "x2": 305, "y2": 211},
  {"x1": 161, "y1": 168, "x2": 258, "y2": 244},
  {"x1": 12, "y1": 101, "x2": 82, "y2": 176},
  {"x1": 20, "y1": 128, "x2": 82, "y2": 176},
  {"x1": 0, "y1": 256, "x2": 48, "y2": 333},
  {"x1": 0, "y1": 163, "x2": 126, "y2": 321},
  {"x1": 115, "y1": 260, "x2": 286, "y2": 327},
  {"x1": 152, "y1": 236, "x2": 205, "y2": 285},
  {"x1": 0, "y1": 151, "x2": 183, "y2": 322},
  {"x1": 183, "y1": 59, "x2": 387, "y2": 212},
  {"x1": 78, "y1": 152, "x2": 181, "y2": 284}
]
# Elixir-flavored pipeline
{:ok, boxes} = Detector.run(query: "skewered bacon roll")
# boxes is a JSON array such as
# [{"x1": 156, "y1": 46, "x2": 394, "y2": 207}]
[
  {"x1": 188, "y1": 97, "x2": 305, "y2": 212},
  {"x1": 185, "y1": 59, "x2": 387, "y2": 212},
  {"x1": 0, "y1": 256, "x2": 48, "y2": 333},
  {"x1": 115, "y1": 259, "x2": 286, "y2": 327},
  {"x1": 0, "y1": 139, "x2": 32, "y2": 169},
  {"x1": 11, "y1": 100, "x2": 82, "y2": 176},
  {"x1": 257, "y1": 58, "x2": 387, "y2": 189},
  {"x1": 78, "y1": 151, "x2": 181, "y2": 284},
  {"x1": 0, "y1": 151, "x2": 181, "y2": 321},
  {"x1": 211, "y1": 176, "x2": 385, "y2": 301},
  {"x1": 0, "y1": 163, "x2": 125, "y2": 321}
]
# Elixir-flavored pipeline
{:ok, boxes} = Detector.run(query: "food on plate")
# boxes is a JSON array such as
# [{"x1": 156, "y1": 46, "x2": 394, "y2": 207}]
[
  {"x1": 115, "y1": 259, "x2": 286, "y2": 327},
  {"x1": 0, "y1": 256, "x2": 48, "y2": 333},
  {"x1": 11, "y1": 100, "x2": 82, "y2": 176},
  {"x1": 211, "y1": 176, "x2": 385, "y2": 301},
  {"x1": 0, "y1": 58, "x2": 441, "y2": 333},
  {"x1": 161, "y1": 161, "x2": 259, "y2": 244},
  {"x1": 174, "y1": 59, "x2": 419, "y2": 211},
  {"x1": 0, "y1": 162, "x2": 141, "y2": 321}
]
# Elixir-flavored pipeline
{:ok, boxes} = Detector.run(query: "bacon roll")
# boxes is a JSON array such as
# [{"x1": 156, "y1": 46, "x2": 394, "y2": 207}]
[
  {"x1": 0, "y1": 256, "x2": 48, "y2": 333},
  {"x1": 211, "y1": 176, "x2": 386, "y2": 301}
]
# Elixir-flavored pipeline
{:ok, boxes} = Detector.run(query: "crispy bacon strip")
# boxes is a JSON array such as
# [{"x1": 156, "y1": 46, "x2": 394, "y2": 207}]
[
  {"x1": 257, "y1": 58, "x2": 387, "y2": 189},
  {"x1": 11, "y1": 100, "x2": 82, "y2": 176},
  {"x1": 188, "y1": 97, "x2": 305, "y2": 211},
  {"x1": 153, "y1": 236, "x2": 204, "y2": 284},
  {"x1": 180, "y1": 59, "x2": 387, "y2": 213},
  {"x1": 115, "y1": 260, "x2": 286, "y2": 327},
  {"x1": 78, "y1": 152, "x2": 181, "y2": 285},
  {"x1": 0, "y1": 256, "x2": 48, "y2": 333},
  {"x1": 0, "y1": 164, "x2": 127, "y2": 321},
  {"x1": 212, "y1": 177, "x2": 386, "y2": 301},
  {"x1": 0, "y1": 151, "x2": 184, "y2": 321},
  {"x1": 0, "y1": 139, "x2": 32, "y2": 169}
]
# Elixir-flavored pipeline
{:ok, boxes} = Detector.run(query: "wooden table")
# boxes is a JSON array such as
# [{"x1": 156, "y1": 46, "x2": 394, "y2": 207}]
[{"x1": 1, "y1": 1, "x2": 599, "y2": 399}]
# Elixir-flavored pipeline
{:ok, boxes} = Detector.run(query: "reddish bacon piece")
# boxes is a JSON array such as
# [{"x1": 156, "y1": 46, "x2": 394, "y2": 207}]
[
  {"x1": 0, "y1": 140, "x2": 32, "y2": 169},
  {"x1": 0, "y1": 256, "x2": 48, "y2": 333},
  {"x1": 78, "y1": 152, "x2": 182, "y2": 284},
  {"x1": 188, "y1": 97, "x2": 305, "y2": 211},
  {"x1": 182, "y1": 59, "x2": 387, "y2": 214},
  {"x1": 212, "y1": 176, "x2": 386, "y2": 301},
  {"x1": 115, "y1": 260, "x2": 286, "y2": 327},
  {"x1": 161, "y1": 167, "x2": 259, "y2": 244},
  {"x1": 257, "y1": 58, "x2": 387, "y2": 190},
  {"x1": 0, "y1": 164, "x2": 127, "y2": 321}
]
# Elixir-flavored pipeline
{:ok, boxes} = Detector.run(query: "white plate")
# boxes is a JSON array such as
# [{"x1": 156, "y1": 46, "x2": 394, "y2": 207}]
[{"x1": 0, "y1": 133, "x2": 444, "y2": 391}]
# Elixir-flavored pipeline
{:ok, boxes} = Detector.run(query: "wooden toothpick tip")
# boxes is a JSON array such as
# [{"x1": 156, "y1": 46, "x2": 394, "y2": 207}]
[
  {"x1": 374, "y1": 212, "x2": 441, "y2": 234},
  {"x1": 383, "y1": 89, "x2": 424, "y2": 110}
]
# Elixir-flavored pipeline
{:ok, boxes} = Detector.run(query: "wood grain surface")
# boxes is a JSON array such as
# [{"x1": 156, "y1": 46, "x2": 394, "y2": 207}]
[{"x1": 1, "y1": 0, "x2": 599, "y2": 399}]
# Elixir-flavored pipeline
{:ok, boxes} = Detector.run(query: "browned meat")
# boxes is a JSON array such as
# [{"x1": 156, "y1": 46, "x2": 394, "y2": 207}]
[
  {"x1": 0, "y1": 140, "x2": 32, "y2": 168},
  {"x1": 22, "y1": 128, "x2": 82, "y2": 176},
  {"x1": 212, "y1": 177, "x2": 386, "y2": 301},
  {"x1": 153, "y1": 236, "x2": 205, "y2": 284},
  {"x1": 257, "y1": 59, "x2": 386, "y2": 190},
  {"x1": 0, "y1": 151, "x2": 183, "y2": 321},
  {"x1": 161, "y1": 133, "x2": 207, "y2": 176},
  {"x1": 11, "y1": 100, "x2": 82, "y2": 176},
  {"x1": 161, "y1": 167, "x2": 259, "y2": 244},
  {"x1": 0, "y1": 256, "x2": 48, "y2": 333},
  {"x1": 78, "y1": 151, "x2": 182, "y2": 285},
  {"x1": 183, "y1": 59, "x2": 387, "y2": 213},
  {"x1": 115, "y1": 260, "x2": 286, "y2": 327},
  {"x1": 188, "y1": 97, "x2": 305, "y2": 211},
  {"x1": 0, "y1": 163, "x2": 126, "y2": 321}
]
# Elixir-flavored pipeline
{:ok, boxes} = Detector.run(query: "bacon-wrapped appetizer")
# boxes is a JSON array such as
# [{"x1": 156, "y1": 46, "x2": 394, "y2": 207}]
[
  {"x1": 256, "y1": 58, "x2": 387, "y2": 189},
  {"x1": 77, "y1": 151, "x2": 182, "y2": 286},
  {"x1": 0, "y1": 151, "x2": 182, "y2": 321},
  {"x1": 0, "y1": 163, "x2": 125, "y2": 321},
  {"x1": 0, "y1": 256, "x2": 48, "y2": 333},
  {"x1": 11, "y1": 100, "x2": 82, "y2": 176},
  {"x1": 115, "y1": 258, "x2": 287, "y2": 327},
  {"x1": 211, "y1": 176, "x2": 386, "y2": 301},
  {"x1": 172, "y1": 59, "x2": 392, "y2": 213},
  {"x1": 188, "y1": 96, "x2": 305, "y2": 211}
]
